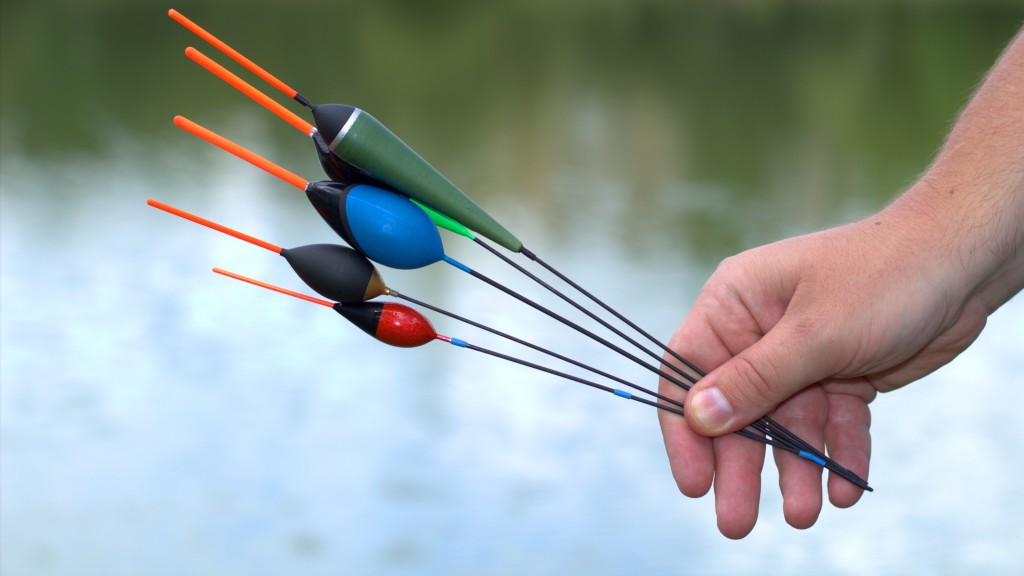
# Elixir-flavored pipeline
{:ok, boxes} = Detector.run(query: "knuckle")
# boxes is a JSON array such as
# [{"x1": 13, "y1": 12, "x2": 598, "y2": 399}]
[
  {"x1": 728, "y1": 354, "x2": 780, "y2": 407},
  {"x1": 711, "y1": 254, "x2": 748, "y2": 285}
]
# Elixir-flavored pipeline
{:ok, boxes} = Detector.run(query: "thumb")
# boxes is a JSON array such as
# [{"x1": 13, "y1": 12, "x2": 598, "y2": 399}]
[{"x1": 684, "y1": 320, "x2": 835, "y2": 436}]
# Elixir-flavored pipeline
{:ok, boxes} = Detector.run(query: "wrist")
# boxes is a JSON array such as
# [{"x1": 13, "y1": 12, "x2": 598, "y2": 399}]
[{"x1": 894, "y1": 169, "x2": 1024, "y2": 314}]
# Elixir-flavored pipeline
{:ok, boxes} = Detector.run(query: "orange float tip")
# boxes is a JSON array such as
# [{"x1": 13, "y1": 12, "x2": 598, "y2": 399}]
[
  {"x1": 183, "y1": 46, "x2": 315, "y2": 136},
  {"x1": 167, "y1": 8, "x2": 300, "y2": 100},
  {"x1": 172, "y1": 115, "x2": 309, "y2": 191},
  {"x1": 147, "y1": 198, "x2": 283, "y2": 254},
  {"x1": 212, "y1": 267, "x2": 334, "y2": 307}
]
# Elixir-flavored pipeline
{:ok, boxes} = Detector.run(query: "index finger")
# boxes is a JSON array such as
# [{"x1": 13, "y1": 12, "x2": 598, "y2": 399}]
[{"x1": 658, "y1": 287, "x2": 766, "y2": 495}]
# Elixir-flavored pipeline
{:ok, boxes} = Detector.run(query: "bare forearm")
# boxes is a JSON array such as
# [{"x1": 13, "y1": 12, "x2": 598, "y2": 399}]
[{"x1": 894, "y1": 29, "x2": 1024, "y2": 312}]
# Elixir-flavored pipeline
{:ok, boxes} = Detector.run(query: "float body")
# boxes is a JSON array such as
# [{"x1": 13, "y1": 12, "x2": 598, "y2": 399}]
[
  {"x1": 333, "y1": 301, "x2": 437, "y2": 348},
  {"x1": 312, "y1": 104, "x2": 523, "y2": 253},
  {"x1": 304, "y1": 180, "x2": 448, "y2": 270},
  {"x1": 280, "y1": 243, "x2": 386, "y2": 303}
]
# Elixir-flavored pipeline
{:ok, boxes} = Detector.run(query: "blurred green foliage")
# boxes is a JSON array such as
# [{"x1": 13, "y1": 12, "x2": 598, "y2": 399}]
[{"x1": 1, "y1": 0, "x2": 1020, "y2": 256}]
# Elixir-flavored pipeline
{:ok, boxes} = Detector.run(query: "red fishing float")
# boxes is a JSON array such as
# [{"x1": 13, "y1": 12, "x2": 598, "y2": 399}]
[{"x1": 336, "y1": 302, "x2": 438, "y2": 348}]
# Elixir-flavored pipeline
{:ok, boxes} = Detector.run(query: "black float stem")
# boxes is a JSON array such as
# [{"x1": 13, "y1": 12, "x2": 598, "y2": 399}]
[{"x1": 516, "y1": 246, "x2": 870, "y2": 490}]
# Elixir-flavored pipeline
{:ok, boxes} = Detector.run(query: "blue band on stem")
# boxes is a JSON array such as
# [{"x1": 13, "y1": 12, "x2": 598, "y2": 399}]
[
  {"x1": 798, "y1": 450, "x2": 826, "y2": 467},
  {"x1": 443, "y1": 255, "x2": 472, "y2": 273}
]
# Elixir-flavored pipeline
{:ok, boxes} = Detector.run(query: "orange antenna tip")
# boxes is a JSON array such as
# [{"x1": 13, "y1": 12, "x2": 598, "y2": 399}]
[
  {"x1": 183, "y1": 46, "x2": 315, "y2": 136},
  {"x1": 147, "y1": 198, "x2": 284, "y2": 254},
  {"x1": 212, "y1": 267, "x2": 334, "y2": 308},
  {"x1": 168, "y1": 8, "x2": 300, "y2": 100},
  {"x1": 172, "y1": 115, "x2": 309, "y2": 191}
]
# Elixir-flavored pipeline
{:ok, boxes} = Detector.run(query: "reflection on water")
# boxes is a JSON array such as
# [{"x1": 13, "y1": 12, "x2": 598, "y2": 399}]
[{"x1": 2, "y1": 2, "x2": 1023, "y2": 575}]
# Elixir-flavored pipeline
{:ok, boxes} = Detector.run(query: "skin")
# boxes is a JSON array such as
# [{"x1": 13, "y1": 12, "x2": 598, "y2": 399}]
[{"x1": 659, "y1": 28, "x2": 1024, "y2": 539}]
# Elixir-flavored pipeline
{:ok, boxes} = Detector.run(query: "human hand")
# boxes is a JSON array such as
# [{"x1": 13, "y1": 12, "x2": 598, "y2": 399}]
[
  {"x1": 658, "y1": 28, "x2": 1023, "y2": 538},
  {"x1": 657, "y1": 202, "x2": 993, "y2": 538}
]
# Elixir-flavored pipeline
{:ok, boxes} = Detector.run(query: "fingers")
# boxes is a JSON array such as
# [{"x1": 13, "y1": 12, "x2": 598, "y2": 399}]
[
  {"x1": 659, "y1": 412, "x2": 715, "y2": 497},
  {"x1": 686, "y1": 314, "x2": 840, "y2": 436},
  {"x1": 657, "y1": 243, "x2": 871, "y2": 537},
  {"x1": 822, "y1": 387, "x2": 872, "y2": 508},
  {"x1": 771, "y1": 388, "x2": 828, "y2": 529},
  {"x1": 712, "y1": 433, "x2": 765, "y2": 539},
  {"x1": 658, "y1": 291, "x2": 753, "y2": 498},
  {"x1": 657, "y1": 380, "x2": 714, "y2": 496}
]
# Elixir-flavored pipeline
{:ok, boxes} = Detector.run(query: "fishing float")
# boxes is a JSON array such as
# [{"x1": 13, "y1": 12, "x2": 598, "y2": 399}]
[
  {"x1": 166, "y1": 10, "x2": 729, "y2": 396},
  {"x1": 167, "y1": 9, "x2": 870, "y2": 489},
  {"x1": 165, "y1": 9, "x2": 683, "y2": 334},
  {"x1": 179, "y1": 42, "x2": 725, "y2": 418},
  {"x1": 167, "y1": 7, "x2": 697, "y2": 367}
]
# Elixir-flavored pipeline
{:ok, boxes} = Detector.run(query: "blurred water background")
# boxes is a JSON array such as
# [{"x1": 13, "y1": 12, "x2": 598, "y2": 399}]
[{"x1": 2, "y1": 1, "x2": 1023, "y2": 574}]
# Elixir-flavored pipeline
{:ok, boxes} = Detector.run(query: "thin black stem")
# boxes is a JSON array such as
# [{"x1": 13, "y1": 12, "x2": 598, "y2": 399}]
[
  {"x1": 457, "y1": 341, "x2": 782, "y2": 449},
  {"x1": 462, "y1": 267, "x2": 706, "y2": 401},
  {"x1": 459, "y1": 257, "x2": 793, "y2": 449},
  {"x1": 392, "y1": 290, "x2": 686, "y2": 412},
  {"x1": 520, "y1": 245, "x2": 704, "y2": 376},
  {"x1": 515, "y1": 245, "x2": 870, "y2": 490},
  {"x1": 403, "y1": 281, "x2": 865, "y2": 486},
  {"x1": 481, "y1": 241, "x2": 838, "y2": 461},
  {"x1": 395, "y1": 288, "x2": 778, "y2": 450},
  {"x1": 476, "y1": 238, "x2": 699, "y2": 385}
]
